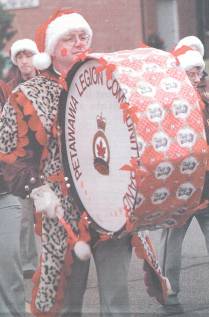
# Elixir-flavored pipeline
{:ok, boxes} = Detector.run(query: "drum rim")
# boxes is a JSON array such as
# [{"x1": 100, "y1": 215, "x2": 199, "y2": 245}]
[{"x1": 59, "y1": 59, "x2": 89, "y2": 212}]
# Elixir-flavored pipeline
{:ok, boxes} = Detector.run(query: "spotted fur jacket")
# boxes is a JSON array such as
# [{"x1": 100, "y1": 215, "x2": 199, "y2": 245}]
[{"x1": 0, "y1": 74, "x2": 84, "y2": 315}]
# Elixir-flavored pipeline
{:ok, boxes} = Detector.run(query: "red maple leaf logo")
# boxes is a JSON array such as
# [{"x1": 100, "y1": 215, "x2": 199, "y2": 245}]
[{"x1": 97, "y1": 140, "x2": 106, "y2": 158}]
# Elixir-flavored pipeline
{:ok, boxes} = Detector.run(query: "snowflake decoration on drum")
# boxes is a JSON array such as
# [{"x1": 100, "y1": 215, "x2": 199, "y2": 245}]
[{"x1": 93, "y1": 114, "x2": 110, "y2": 175}]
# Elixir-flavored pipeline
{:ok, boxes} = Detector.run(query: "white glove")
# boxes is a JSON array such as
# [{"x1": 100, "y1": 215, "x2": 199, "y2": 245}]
[{"x1": 30, "y1": 183, "x2": 64, "y2": 218}]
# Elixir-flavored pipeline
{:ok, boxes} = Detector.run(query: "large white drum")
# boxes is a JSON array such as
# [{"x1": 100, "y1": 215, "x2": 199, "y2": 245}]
[{"x1": 61, "y1": 47, "x2": 209, "y2": 234}]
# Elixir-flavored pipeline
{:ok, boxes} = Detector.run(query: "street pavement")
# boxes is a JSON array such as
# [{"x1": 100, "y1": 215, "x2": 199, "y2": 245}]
[
  {"x1": 26, "y1": 217, "x2": 209, "y2": 316},
  {"x1": 83, "y1": 218, "x2": 209, "y2": 316}
]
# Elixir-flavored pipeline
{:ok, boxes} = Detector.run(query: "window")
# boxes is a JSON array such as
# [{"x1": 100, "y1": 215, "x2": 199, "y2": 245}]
[{"x1": 0, "y1": 0, "x2": 39, "y2": 10}]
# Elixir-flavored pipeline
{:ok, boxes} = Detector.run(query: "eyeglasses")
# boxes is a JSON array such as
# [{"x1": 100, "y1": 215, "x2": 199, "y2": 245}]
[{"x1": 62, "y1": 33, "x2": 90, "y2": 45}]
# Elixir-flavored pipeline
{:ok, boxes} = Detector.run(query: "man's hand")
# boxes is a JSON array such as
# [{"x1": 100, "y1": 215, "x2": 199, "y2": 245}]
[{"x1": 30, "y1": 183, "x2": 64, "y2": 218}]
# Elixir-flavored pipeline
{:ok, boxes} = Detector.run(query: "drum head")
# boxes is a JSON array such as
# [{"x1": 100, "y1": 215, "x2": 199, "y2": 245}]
[{"x1": 61, "y1": 59, "x2": 138, "y2": 232}]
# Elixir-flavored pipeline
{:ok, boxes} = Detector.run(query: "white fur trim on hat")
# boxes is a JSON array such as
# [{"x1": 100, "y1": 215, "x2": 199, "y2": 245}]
[
  {"x1": 46, "y1": 13, "x2": 93, "y2": 55},
  {"x1": 175, "y1": 36, "x2": 204, "y2": 56},
  {"x1": 177, "y1": 50, "x2": 205, "y2": 72},
  {"x1": 11, "y1": 39, "x2": 39, "y2": 65}
]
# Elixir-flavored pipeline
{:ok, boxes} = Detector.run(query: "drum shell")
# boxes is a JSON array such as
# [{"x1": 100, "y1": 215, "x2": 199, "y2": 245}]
[{"x1": 60, "y1": 48, "x2": 209, "y2": 233}]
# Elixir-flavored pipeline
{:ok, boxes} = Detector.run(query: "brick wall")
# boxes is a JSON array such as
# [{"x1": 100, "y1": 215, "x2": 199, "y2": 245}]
[
  {"x1": 5, "y1": 0, "x2": 144, "y2": 54},
  {"x1": 177, "y1": 0, "x2": 198, "y2": 40},
  {"x1": 4, "y1": 0, "x2": 202, "y2": 58},
  {"x1": 140, "y1": 0, "x2": 158, "y2": 41}
]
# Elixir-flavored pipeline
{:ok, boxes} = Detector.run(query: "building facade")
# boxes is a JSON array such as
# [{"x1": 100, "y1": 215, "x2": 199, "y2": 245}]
[{"x1": 1, "y1": 0, "x2": 209, "y2": 57}]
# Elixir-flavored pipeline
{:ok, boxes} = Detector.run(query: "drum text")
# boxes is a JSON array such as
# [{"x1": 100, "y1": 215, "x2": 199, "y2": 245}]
[
  {"x1": 123, "y1": 171, "x2": 137, "y2": 212},
  {"x1": 74, "y1": 65, "x2": 126, "y2": 105},
  {"x1": 75, "y1": 66, "x2": 104, "y2": 96},
  {"x1": 106, "y1": 78, "x2": 126, "y2": 103},
  {"x1": 126, "y1": 116, "x2": 138, "y2": 152},
  {"x1": 67, "y1": 95, "x2": 82, "y2": 181}
]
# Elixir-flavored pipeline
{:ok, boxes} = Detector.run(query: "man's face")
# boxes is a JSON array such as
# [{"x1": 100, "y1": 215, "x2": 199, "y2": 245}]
[
  {"x1": 186, "y1": 66, "x2": 203, "y2": 88},
  {"x1": 15, "y1": 50, "x2": 36, "y2": 79},
  {"x1": 53, "y1": 29, "x2": 90, "y2": 68}
]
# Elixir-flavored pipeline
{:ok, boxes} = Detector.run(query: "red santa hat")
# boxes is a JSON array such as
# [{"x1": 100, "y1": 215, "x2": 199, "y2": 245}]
[
  {"x1": 175, "y1": 36, "x2": 204, "y2": 57},
  {"x1": 10, "y1": 39, "x2": 39, "y2": 65},
  {"x1": 33, "y1": 8, "x2": 93, "y2": 70}
]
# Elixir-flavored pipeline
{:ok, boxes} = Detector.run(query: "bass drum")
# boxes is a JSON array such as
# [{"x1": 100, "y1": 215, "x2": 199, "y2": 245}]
[{"x1": 60, "y1": 47, "x2": 208, "y2": 234}]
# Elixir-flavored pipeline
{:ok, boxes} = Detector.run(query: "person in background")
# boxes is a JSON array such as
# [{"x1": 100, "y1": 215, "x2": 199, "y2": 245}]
[
  {"x1": 0, "y1": 79, "x2": 25, "y2": 316},
  {"x1": 159, "y1": 37, "x2": 209, "y2": 314},
  {"x1": 0, "y1": 39, "x2": 39, "y2": 315},
  {"x1": 8, "y1": 39, "x2": 39, "y2": 281},
  {"x1": 0, "y1": 9, "x2": 168, "y2": 317},
  {"x1": 146, "y1": 33, "x2": 165, "y2": 50},
  {"x1": 8, "y1": 39, "x2": 38, "y2": 85}
]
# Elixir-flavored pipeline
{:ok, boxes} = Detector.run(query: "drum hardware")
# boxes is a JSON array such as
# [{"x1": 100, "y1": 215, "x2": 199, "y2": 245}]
[
  {"x1": 24, "y1": 184, "x2": 30, "y2": 192},
  {"x1": 24, "y1": 185, "x2": 30, "y2": 198},
  {"x1": 57, "y1": 124, "x2": 61, "y2": 132},
  {"x1": 88, "y1": 215, "x2": 132, "y2": 240},
  {"x1": 56, "y1": 124, "x2": 72, "y2": 191},
  {"x1": 30, "y1": 176, "x2": 36, "y2": 184},
  {"x1": 64, "y1": 176, "x2": 71, "y2": 188},
  {"x1": 40, "y1": 174, "x2": 45, "y2": 182},
  {"x1": 128, "y1": 211, "x2": 138, "y2": 223},
  {"x1": 84, "y1": 215, "x2": 92, "y2": 225},
  {"x1": 25, "y1": 174, "x2": 46, "y2": 198}
]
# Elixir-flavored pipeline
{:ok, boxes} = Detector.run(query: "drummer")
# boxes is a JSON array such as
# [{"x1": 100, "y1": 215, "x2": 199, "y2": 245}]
[
  {"x1": 159, "y1": 38, "x2": 209, "y2": 314},
  {"x1": 0, "y1": 8, "x2": 168, "y2": 317}
]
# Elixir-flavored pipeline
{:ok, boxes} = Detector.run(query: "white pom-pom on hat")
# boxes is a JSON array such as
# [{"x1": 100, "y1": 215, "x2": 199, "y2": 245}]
[
  {"x1": 33, "y1": 52, "x2": 51, "y2": 70},
  {"x1": 74, "y1": 240, "x2": 91, "y2": 261}
]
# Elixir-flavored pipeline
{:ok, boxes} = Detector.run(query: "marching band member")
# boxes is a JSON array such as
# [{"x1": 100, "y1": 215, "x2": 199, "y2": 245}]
[
  {"x1": 159, "y1": 37, "x2": 209, "y2": 314},
  {"x1": 0, "y1": 39, "x2": 39, "y2": 315},
  {"x1": 0, "y1": 79, "x2": 25, "y2": 317},
  {"x1": 9, "y1": 39, "x2": 39, "y2": 281},
  {"x1": 0, "y1": 9, "x2": 168, "y2": 317}
]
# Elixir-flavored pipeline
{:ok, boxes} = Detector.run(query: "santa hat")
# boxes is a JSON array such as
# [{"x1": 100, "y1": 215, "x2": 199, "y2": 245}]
[
  {"x1": 176, "y1": 49, "x2": 205, "y2": 72},
  {"x1": 175, "y1": 36, "x2": 204, "y2": 56},
  {"x1": 33, "y1": 9, "x2": 93, "y2": 70},
  {"x1": 10, "y1": 39, "x2": 39, "y2": 65}
]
